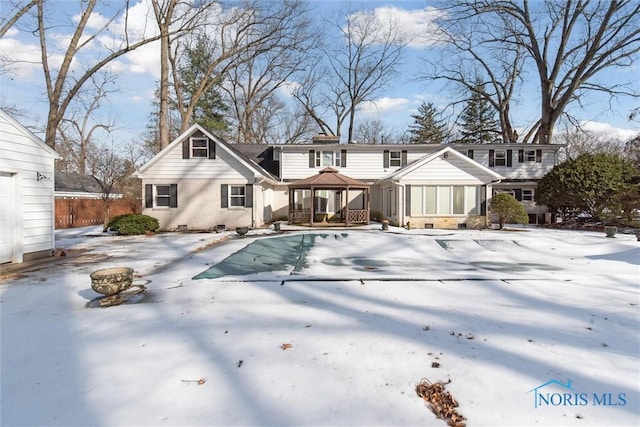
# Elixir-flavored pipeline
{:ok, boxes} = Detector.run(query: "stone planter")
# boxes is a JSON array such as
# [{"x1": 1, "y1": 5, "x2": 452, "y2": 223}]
[
  {"x1": 381, "y1": 219, "x2": 389, "y2": 231},
  {"x1": 604, "y1": 226, "x2": 617, "y2": 238},
  {"x1": 236, "y1": 226, "x2": 249, "y2": 236},
  {"x1": 90, "y1": 267, "x2": 134, "y2": 296}
]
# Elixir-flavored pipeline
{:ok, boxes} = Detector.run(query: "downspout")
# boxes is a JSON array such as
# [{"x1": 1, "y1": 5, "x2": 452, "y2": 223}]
[
  {"x1": 486, "y1": 178, "x2": 503, "y2": 225},
  {"x1": 253, "y1": 175, "x2": 267, "y2": 228},
  {"x1": 390, "y1": 178, "x2": 404, "y2": 227}
]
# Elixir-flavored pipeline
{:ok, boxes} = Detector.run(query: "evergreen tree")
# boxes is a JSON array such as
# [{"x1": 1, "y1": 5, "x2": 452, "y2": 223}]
[
  {"x1": 458, "y1": 79, "x2": 500, "y2": 144},
  {"x1": 178, "y1": 35, "x2": 229, "y2": 133},
  {"x1": 407, "y1": 102, "x2": 448, "y2": 144}
]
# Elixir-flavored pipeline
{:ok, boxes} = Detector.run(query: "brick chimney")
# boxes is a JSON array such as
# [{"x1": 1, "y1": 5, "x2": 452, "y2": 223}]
[{"x1": 312, "y1": 132, "x2": 340, "y2": 144}]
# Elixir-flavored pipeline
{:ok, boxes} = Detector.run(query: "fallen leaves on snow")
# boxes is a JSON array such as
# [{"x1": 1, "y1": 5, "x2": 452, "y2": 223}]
[
  {"x1": 281, "y1": 343, "x2": 293, "y2": 350},
  {"x1": 416, "y1": 378, "x2": 466, "y2": 427},
  {"x1": 181, "y1": 378, "x2": 206, "y2": 385}
]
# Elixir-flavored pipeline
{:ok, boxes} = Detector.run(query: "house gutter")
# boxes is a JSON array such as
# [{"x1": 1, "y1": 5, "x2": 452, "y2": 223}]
[{"x1": 253, "y1": 175, "x2": 268, "y2": 227}]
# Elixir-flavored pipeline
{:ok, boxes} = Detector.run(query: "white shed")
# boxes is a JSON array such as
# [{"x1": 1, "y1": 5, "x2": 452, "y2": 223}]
[{"x1": 0, "y1": 109, "x2": 59, "y2": 264}]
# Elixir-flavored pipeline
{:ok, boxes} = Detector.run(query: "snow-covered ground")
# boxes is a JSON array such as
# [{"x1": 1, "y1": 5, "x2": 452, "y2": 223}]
[{"x1": 1, "y1": 224, "x2": 638, "y2": 426}]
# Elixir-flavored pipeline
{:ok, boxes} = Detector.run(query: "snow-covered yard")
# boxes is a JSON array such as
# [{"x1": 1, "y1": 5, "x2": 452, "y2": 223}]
[{"x1": 1, "y1": 225, "x2": 638, "y2": 426}]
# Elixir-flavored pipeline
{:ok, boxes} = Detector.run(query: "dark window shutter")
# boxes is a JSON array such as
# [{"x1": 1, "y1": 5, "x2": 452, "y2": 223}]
[
  {"x1": 514, "y1": 189, "x2": 522, "y2": 201},
  {"x1": 309, "y1": 150, "x2": 315, "y2": 168},
  {"x1": 145, "y1": 184, "x2": 153, "y2": 208},
  {"x1": 536, "y1": 149, "x2": 542, "y2": 163},
  {"x1": 383, "y1": 150, "x2": 390, "y2": 168},
  {"x1": 405, "y1": 184, "x2": 411, "y2": 216},
  {"x1": 221, "y1": 184, "x2": 228, "y2": 208},
  {"x1": 518, "y1": 150, "x2": 524, "y2": 163},
  {"x1": 401, "y1": 150, "x2": 408, "y2": 166},
  {"x1": 169, "y1": 184, "x2": 178, "y2": 208},
  {"x1": 182, "y1": 140, "x2": 190, "y2": 159},
  {"x1": 245, "y1": 184, "x2": 253, "y2": 207},
  {"x1": 489, "y1": 150, "x2": 495, "y2": 167},
  {"x1": 467, "y1": 150, "x2": 474, "y2": 159},
  {"x1": 208, "y1": 139, "x2": 216, "y2": 159},
  {"x1": 506, "y1": 150, "x2": 513, "y2": 167},
  {"x1": 341, "y1": 149, "x2": 347, "y2": 167}
]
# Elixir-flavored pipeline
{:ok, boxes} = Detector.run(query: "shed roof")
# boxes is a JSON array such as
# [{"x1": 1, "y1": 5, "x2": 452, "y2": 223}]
[
  {"x1": 288, "y1": 167, "x2": 370, "y2": 189},
  {"x1": 55, "y1": 171, "x2": 103, "y2": 193}
]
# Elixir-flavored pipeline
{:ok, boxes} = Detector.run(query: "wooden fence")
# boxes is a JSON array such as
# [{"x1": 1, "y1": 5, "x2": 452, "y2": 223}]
[{"x1": 55, "y1": 198, "x2": 140, "y2": 229}]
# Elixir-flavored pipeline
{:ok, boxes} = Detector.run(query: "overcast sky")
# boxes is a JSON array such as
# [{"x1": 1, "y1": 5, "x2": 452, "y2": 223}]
[{"x1": 0, "y1": 0, "x2": 638, "y2": 146}]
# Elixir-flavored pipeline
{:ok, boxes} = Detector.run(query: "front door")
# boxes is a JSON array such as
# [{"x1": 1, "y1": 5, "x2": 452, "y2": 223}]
[{"x1": 0, "y1": 172, "x2": 14, "y2": 263}]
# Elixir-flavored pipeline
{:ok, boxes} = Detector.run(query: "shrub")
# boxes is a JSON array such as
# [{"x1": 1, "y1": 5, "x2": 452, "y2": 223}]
[
  {"x1": 105, "y1": 214, "x2": 129, "y2": 232},
  {"x1": 108, "y1": 214, "x2": 159, "y2": 235},
  {"x1": 536, "y1": 153, "x2": 639, "y2": 221},
  {"x1": 489, "y1": 193, "x2": 529, "y2": 229}
]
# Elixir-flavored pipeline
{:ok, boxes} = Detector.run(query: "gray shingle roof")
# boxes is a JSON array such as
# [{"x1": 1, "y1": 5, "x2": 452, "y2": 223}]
[{"x1": 55, "y1": 171, "x2": 103, "y2": 193}]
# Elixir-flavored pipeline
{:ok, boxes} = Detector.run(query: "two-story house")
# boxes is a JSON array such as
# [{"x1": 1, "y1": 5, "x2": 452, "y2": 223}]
[{"x1": 135, "y1": 125, "x2": 561, "y2": 230}]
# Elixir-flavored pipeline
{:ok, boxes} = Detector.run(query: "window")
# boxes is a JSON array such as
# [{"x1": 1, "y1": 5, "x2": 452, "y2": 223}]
[
  {"x1": 518, "y1": 149, "x2": 542, "y2": 163},
  {"x1": 522, "y1": 189, "x2": 534, "y2": 201},
  {"x1": 310, "y1": 150, "x2": 343, "y2": 167},
  {"x1": 156, "y1": 185, "x2": 171, "y2": 207},
  {"x1": 389, "y1": 151, "x2": 402, "y2": 167},
  {"x1": 383, "y1": 150, "x2": 407, "y2": 168},
  {"x1": 221, "y1": 184, "x2": 253, "y2": 208},
  {"x1": 314, "y1": 150, "x2": 341, "y2": 167},
  {"x1": 524, "y1": 150, "x2": 536, "y2": 162},
  {"x1": 453, "y1": 187, "x2": 465, "y2": 214},
  {"x1": 191, "y1": 137, "x2": 209, "y2": 158},
  {"x1": 229, "y1": 185, "x2": 246, "y2": 207},
  {"x1": 145, "y1": 184, "x2": 177, "y2": 208},
  {"x1": 408, "y1": 186, "x2": 479, "y2": 215},
  {"x1": 489, "y1": 149, "x2": 513, "y2": 167}
]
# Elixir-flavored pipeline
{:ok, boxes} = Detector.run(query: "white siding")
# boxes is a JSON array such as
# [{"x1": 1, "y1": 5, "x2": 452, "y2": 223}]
[
  {"x1": 400, "y1": 156, "x2": 495, "y2": 184},
  {"x1": 140, "y1": 141, "x2": 254, "y2": 181},
  {"x1": 0, "y1": 110, "x2": 57, "y2": 263},
  {"x1": 139, "y1": 131, "x2": 274, "y2": 230},
  {"x1": 280, "y1": 146, "x2": 440, "y2": 181},
  {"x1": 280, "y1": 144, "x2": 559, "y2": 182},
  {"x1": 469, "y1": 149, "x2": 557, "y2": 179}
]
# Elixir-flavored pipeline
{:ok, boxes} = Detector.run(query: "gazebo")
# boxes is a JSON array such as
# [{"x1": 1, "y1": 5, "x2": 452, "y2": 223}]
[{"x1": 288, "y1": 167, "x2": 370, "y2": 226}]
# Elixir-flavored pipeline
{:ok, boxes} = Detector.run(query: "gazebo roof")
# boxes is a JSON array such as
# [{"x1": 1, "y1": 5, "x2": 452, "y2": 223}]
[{"x1": 288, "y1": 167, "x2": 370, "y2": 189}]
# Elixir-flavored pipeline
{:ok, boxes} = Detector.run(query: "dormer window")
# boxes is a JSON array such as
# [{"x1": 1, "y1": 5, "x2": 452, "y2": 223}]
[
  {"x1": 191, "y1": 137, "x2": 209, "y2": 158},
  {"x1": 182, "y1": 136, "x2": 215, "y2": 159}
]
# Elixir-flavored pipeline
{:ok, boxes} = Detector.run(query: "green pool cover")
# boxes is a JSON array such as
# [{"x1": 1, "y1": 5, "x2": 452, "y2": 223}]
[{"x1": 193, "y1": 234, "x2": 329, "y2": 279}]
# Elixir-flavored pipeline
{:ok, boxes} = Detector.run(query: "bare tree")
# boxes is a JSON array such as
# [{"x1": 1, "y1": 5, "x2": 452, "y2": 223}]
[
  {"x1": 87, "y1": 143, "x2": 136, "y2": 229},
  {"x1": 354, "y1": 118, "x2": 395, "y2": 144},
  {"x1": 221, "y1": 0, "x2": 316, "y2": 144},
  {"x1": 151, "y1": 0, "x2": 214, "y2": 149},
  {"x1": 293, "y1": 8, "x2": 407, "y2": 142},
  {"x1": 56, "y1": 73, "x2": 117, "y2": 174},
  {"x1": 0, "y1": 0, "x2": 36, "y2": 38},
  {"x1": 556, "y1": 125, "x2": 626, "y2": 162},
  {"x1": 424, "y1": 9, "x2": 525, "y2": 143},
  {"x1": 26, "y1": 0, "x2": 211, "y2": 149},
  {"x1": 448, "y1": 0, "x2": 640, "y2": 145},
  {"x1": 161, "y1": 0, "x2": 316, "y2": 145}
]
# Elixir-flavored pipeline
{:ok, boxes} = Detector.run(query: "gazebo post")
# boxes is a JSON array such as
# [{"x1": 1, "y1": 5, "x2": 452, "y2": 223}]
[
  {"x1": 288, "y1": 189, "x2": 293, "y2": 224},
  {"x1": 366, "y1": 189, "x2": 370, "y2": 225},
  {"x1": 310, "y1": 185, "x2": 315, "y2": 226},
  {"x1": 345, "y1": 187, "x2": 350, "y2": 227}
]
